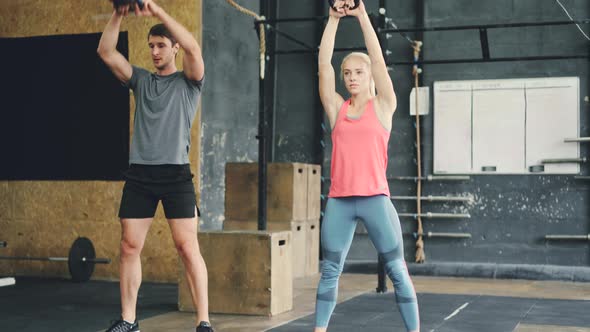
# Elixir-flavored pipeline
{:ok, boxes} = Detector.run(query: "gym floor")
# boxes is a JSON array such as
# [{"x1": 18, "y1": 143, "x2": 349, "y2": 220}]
[{"x1": 1, "y1": 274, "x2": 589, "y2": 332}]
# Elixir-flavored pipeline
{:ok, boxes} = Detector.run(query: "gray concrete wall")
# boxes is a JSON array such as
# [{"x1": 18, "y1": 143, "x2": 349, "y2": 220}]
[
  {"x1": 412, "y1": 0, "x2": 589, "y2": 266},
  {"x1": 199, "y1": 1, "x2": 260, "y2": 229},
  {"x1": 273, "y1": 2, "x2": 322, "y2": 164}
]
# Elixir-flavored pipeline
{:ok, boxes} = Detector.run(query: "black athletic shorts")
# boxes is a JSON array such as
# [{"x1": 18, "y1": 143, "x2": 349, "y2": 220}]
[{"x1": 118, "y1": 164, "x2": 201, "y2": 219}]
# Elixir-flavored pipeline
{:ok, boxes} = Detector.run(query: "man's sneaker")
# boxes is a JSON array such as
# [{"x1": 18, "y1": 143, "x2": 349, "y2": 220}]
[
  {"x1": 196, "y1": 321, "x2": 214, "y2": 332},
  {"x1": 105, "y1": 318, "x2": 140, "y2": 332}
]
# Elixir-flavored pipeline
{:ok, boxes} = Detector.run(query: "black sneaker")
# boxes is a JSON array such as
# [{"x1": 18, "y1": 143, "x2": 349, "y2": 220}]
[
  {"x1": 196, "y1": 321, "x2": 214, "y2": 332},
  {"x1": 105, "y1": 318, "x2": 140, "y2": 332}
]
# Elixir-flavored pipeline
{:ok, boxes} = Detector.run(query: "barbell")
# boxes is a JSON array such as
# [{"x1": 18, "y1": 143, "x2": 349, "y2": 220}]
[{"x1": 0, "y1": 237, "x2": 111, "y2": 282}]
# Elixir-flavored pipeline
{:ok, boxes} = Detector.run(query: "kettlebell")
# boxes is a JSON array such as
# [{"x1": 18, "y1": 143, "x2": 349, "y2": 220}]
[
  {"x1": 112, "y1": 0, "x2": 144, "y2": 10},
  {"x1": 328, "y1": 0, "x2": 360, "y2": 10}
]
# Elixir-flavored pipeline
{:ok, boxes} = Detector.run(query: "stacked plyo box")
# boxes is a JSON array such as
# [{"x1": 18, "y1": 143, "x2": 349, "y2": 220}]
[{"x1": 224, "y1": 162, "x2": 321, "y2": 278}]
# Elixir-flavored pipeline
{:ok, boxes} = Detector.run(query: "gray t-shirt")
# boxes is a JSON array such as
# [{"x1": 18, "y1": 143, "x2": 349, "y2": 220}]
[{"x1": 126, "y1": 66, "x2": 203, "y2": 165}]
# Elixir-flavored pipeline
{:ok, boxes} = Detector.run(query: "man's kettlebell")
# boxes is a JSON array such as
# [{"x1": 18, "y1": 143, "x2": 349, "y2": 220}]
[{"x1": 112, "y1": 0, "x2": 144, "y2": 10}]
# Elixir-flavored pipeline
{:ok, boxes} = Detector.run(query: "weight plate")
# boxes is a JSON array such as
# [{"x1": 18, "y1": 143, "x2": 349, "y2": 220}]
[{"x1": 68, "y1": 237, "x2": 96, "y2": 282}]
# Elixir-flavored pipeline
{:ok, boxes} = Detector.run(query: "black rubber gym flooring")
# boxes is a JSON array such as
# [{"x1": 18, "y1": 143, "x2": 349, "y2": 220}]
[
  {"x1": 269, "y1": 292, "x2": 590, "y2": 332},
  {"x1": 2, "y1": 278, "x2": 589, "y2": 332},
  {"x1": 0, "y1": 277, "x2": 176, "y2": 332}
]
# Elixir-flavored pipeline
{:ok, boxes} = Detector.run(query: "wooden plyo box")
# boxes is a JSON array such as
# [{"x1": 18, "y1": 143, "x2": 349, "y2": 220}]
[
  {"x1": 307, "y1": 164, "x2": 322, "y2": 220},
  {"x1": 224, "y1": 220, "x2": 307, "y2": 278},
  {"x1": 224, "y1": 219, "x2": 320, "y2": 278},
  {"x1": 178, "y1": 231, "x2": 292, "y2": 316},
  {"x1": 225, "y1": 162, "x2": 315, "y2": 222},
  {"x1": 305, "y1": 219, "x2": 320, "y2": 276}
]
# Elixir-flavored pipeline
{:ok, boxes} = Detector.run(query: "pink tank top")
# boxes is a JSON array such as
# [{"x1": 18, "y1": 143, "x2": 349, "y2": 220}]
[{"x1": 329, "y1": 99, "x2": 391, "y2": 197}]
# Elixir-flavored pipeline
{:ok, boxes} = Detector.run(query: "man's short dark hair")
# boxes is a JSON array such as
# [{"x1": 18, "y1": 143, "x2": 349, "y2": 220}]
[{"x1": 148, "y1": 24, "x2": 177, "y2": 45}]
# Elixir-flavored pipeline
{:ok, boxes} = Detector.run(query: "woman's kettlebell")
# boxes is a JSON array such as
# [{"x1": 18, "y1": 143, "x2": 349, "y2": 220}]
[{"x1": 328, "y1": 0, "x2": 360, "y2": 11}]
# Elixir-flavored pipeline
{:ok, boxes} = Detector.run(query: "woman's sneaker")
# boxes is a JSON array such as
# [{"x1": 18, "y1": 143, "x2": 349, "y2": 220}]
[
  {"x1": 105, "y1": 318, "x2": 140, "y2": 332},
  {"x1": 196, "y1": 321, "x2": 214, "y2": 332}
]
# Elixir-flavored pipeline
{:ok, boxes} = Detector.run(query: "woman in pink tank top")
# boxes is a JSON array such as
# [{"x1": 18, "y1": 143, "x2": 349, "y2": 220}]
[{"x1": 313, "y1": 1, "x2": 420, "y2": 331}]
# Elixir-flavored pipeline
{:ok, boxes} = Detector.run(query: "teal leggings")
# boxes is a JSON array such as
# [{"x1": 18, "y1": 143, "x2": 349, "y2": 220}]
[{"x1": 314, "y1": 195, "x2": 420, "y2": 331}]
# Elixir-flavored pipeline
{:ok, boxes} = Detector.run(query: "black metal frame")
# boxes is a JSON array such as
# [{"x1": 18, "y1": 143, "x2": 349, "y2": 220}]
[
  {"x1": 257, "y1": 18, "x2": 590, "y2": 64},
  {"x1": 255, "y1": 0, "x2": 277, "y2": 231},
  {"x1": 376, "y1": 0, "x2": 388, "y2": 294}
]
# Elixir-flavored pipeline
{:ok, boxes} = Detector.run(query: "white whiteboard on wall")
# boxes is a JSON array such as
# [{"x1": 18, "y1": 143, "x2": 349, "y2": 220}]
[
  {"x1": 434, "y1": 77, "x2": 580, "y2": 175},
  {"x1": 433, "y1": 82, "x2": 472, "y2": 174},
  {"x1": 525, "y1": 78, "x2": 580, "y2": 174},
  {"x1": 472, "y1": 83, "x2": 526, "y2": 173}
]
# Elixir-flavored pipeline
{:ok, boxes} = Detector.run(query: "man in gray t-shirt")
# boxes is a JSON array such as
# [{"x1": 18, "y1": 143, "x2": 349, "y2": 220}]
[
  {"x1": 126, "y1": 66, "x2": 202, "y2": 165},
  {"x1": 98, "y1": 1, "x2": 213, "y2": 332}
]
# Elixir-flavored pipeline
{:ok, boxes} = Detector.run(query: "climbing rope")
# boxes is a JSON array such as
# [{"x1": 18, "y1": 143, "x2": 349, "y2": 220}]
[
  {"x1": 412, "y1": 40, "x2": 425, "y2": 263},
  {"x1": 225, "y1": 0, "x2": 267, "y2": 79}
]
